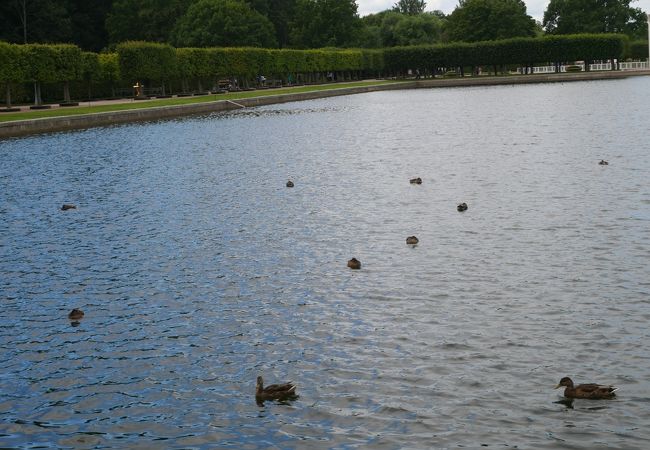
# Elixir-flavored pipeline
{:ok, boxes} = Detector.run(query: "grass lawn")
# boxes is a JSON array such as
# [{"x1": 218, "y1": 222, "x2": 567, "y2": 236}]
[{"x1": 0, "y1": 80, "x2": 404, "y2": 123}]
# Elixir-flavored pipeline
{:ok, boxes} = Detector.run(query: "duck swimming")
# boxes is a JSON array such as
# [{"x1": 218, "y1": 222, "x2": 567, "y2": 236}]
[
  {"x1": 410, "y1": 177, "x2": 422, "y2": 184},
  {"x1": 406, "y1": 236, "x2": 419, "y2": 245},
  {"x1": 61, "y1": 204, "x2": 76, "y2": 211},
  {"x1": 457, "y1": 202, "x2": 468, "y2": 212},
  {"x1": 286, "y1": 180, "x2": 294, "y2": 187},
  {"x1": 347, "y1": 258, "x2": 361, "y2": 269},
  {"x1": 555, "y1": 377, "x2": 617, "y2": 399},
  {"x1": 598, "y1": 160, "x2": 609, "y2": 165},
  {"x1": 255, "y1": 376, "x2": 297, "y2": 402},
  {"x1": 68, "y1": 308, "x2": 84, "y2": 320}
]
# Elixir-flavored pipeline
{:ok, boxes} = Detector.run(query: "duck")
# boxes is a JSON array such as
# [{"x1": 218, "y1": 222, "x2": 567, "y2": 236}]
[
  {"x1": 347, "y1": 258, "x2": 361, "y2": 270},
  {"x1": 255, "y1": 376, "x2": 297, "y2": 402},
  {"x1": 599, "y1": 160, "x2": 609, "y2": 165},
  {"x1": 406, "y1": 236, "x2": 419, "y2": 245},
  {"x1": 457, "y1": 202, "x2": 468, "y2": 212},
  {"x1": 410, "y1": 177, "x2": 422, "y2": 184},
  {"x1": 286, "y1": 180, "x2": 294, "y2": 187},
  {"x1": 61, "y1": 204, "x2": 76, "y2": 211},
  {"x1": 68, "y1": 308, "x2": 84, "y2": 320},
  {"x1": 555, "y1": 377, "x2": 617, "y2": 399}
]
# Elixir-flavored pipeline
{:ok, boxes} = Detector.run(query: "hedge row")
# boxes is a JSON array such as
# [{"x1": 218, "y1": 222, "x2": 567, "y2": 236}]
[
  {"x1": 629, "y1": 41, "x2": 649, "y2": 60},
  {"x1": 0, "y1": 35, "x2": 644, "y2": 105},
  {"x1": 384, "y1": 34, "x2": 629, "y2": 72},
  {"x1": 116, "y1": 41, "x2": 382, "y2": 83}
]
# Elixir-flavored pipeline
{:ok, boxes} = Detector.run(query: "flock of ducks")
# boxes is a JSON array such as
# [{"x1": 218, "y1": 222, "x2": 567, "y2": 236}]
[{"x1": 61, "y1": 159, "x2": 615, "y2": 405}]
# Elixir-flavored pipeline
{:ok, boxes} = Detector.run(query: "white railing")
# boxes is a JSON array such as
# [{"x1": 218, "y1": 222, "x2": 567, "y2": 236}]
[
  {"x1": 517, "y1": 60, "x2": 648, "y2": 74},
  {"x1": 620, "y1": 61, "x2": 649, "y2": 70}
]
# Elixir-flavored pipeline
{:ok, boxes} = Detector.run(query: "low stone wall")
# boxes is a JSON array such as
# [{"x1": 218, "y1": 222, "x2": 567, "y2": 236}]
[{"x1": 2, "y1": 70, "x2": 649, "y2": 139}]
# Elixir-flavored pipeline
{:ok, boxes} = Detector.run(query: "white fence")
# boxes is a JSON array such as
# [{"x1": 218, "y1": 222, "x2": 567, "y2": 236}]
[{"x1": 517, "y1": 61, "x2": 649, "y2": 74}]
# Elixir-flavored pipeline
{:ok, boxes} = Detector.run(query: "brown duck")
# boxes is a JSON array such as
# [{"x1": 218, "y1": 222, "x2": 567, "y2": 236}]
[
  {"x1": 68, "y1": 308, "x2": 84, "y2": 320},
  {"x1": 61, "y1": 204, "x2": 77, "y2": 211},
  {"x1": 598, "y1": 160, "x2": 609, "y2": 165},
  {"x1": 347, "y1": 258, "x2": 361, "y2": 270},
  {"x1": 255, "y1": 376, "x2": 297, "y2": 402},
  {"x1": 286, "y1": 180, "x2": 294, "y2": 187},
  {"x1": 555, "y1": 377, "x2": 617, "y2": 399},
  {"x1": 409, "y1": 177, "x2": 422, "y2": 184},
  {"x1": 406, "y1": 236, "x2": 419, "y2": 245}
]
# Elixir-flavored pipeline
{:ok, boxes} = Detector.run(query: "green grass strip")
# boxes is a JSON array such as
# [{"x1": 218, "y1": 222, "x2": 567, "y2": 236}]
[{"x1": 0, "y1": 80, "x2": 403, "y2": 123}]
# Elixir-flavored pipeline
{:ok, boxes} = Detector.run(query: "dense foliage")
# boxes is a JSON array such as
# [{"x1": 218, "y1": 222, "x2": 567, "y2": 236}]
[
  {"x1": 445, "y1": 0, "x2": 537, "y2": 42},
  {"x1": 543, "y1": 0, "x2": 648, "y2": 39},
  {"x1": 0, "y1": 0, "x2": 647, "y2": 51},
  {"x1": 172, "y1": 0, "x2": 278, "y2": 48},
  {"x1": 0, "y1": 42, "x2": 25, "y2": 84},
  {"x1": 383, "y1": 34, "x2": 627, "y2": 71}
]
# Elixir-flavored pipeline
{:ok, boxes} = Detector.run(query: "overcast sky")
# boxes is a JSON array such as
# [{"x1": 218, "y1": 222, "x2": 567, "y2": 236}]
[{"x1": 357, "y1": 0, "x2": 650, "y2": 23}]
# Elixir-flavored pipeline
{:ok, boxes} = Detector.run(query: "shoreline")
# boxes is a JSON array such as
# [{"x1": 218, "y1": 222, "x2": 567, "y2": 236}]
[{"x1": 2, "y1": 70, "x2": 649, "y2": 139}]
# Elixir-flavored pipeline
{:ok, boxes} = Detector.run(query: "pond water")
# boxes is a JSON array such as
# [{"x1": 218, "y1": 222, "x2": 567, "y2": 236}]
[{"x1": 1, "y1": 77, "x2": 650, "y2": 449}]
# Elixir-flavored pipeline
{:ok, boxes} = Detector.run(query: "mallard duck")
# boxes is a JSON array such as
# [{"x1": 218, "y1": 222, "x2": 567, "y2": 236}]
[
  {"x1": 599, "y1": 160, "x2": 609, "y2": 165},
  {"x1": 347, "y1": 258, "x2": 361, "y2": 269},
  {"x1": 555, "y1": 377, "x2": 617, "y2": 399},
  {"x1": 68, "y1": 308, "x2": 84, "y2": 320},
  {"x1": 255, "y1": 376, "x2": 297, "y2": 401},
  {"x1": 286, "y1": 180, "x2": 294, "y2": 187},
  {"x1": 410, "y1": 177, "x2": 422, "y2": 184},
  {"x1": 61, "y1": 204, "x2": 76, "y2": 211},
  {"x1": 457, "y1": 202, "x2": 468, "y2": 212},
  {"x1": 406, "y1": 236, "x2": 419, "y2": 245}
]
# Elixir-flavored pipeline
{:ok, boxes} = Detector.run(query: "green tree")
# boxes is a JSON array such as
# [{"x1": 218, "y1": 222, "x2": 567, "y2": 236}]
[
  {"x1": 393, "y1": 0, "x2": 426, "y2": 15},
  {"x1": 445, "y1": 0, "x2": 536, "y2": 42},
  {"x1": 106, "y1": 0, "x2": 195, "y2": 44},
  {"x1": 116, "y1": 41, "x2": 177, "y2": 95},
  {"x1": 543, "y1": 0, "x2": 647, "y2": 39},
  {"x1": 0, "y1": 0, "x2": 72, "y2": 44},
  {"x1": 246, "y1": 0, "x2": 298, "y2": 47},
  {"x1": 374, "y1": 11, "x2": 445, "y2": 46},
  {"x1": 0, "y1": 1, "x2": 111, "y2": 51},
  {"x1": 289, "y1": 0, "x2": 362, "y2": 48},
  {"x1": 66, "y1": 0, "x2": 112, "y2": 51},
  {"x1": 98, "y1": 52, "x2": 121, "y2": 97},
  {"x1": 0, "y1": 42, "x2": 25, "y2": 109},
  {"x1": 171, "y1": 0, "x2": 278, "y2": 47}
]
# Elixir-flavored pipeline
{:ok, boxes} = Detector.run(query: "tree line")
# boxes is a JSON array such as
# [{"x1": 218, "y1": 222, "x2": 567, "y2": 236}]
[{"x1": 0, "y1": 0, "x2": 647, "y2": 52}]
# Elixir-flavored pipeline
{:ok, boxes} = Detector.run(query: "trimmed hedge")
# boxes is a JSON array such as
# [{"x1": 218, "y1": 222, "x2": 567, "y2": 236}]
[
  {"x1": 116, "y1": 41, "x2": 177, "y2": 82},
  {"x1": 0, "y1": 42, "x2": 25, "y2": 84},
  {"x1": 384, "y1": 34, "x2": 628, "y2": 72},
  {"x1": 628, "y1": 41, "x2": 649, "y2": 59},
  {"x1": 2, "y1": 34, "x2": 638, "y2": 104}
]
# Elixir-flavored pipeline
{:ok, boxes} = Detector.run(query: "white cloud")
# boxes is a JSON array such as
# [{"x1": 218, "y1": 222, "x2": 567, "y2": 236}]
[{"x1": 358, "y1": 0, "x2": 650, "y2": 23}]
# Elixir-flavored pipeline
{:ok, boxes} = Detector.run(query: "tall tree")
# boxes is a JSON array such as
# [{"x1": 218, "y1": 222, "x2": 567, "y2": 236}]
[
  {"x1": 106, "y1": 0, "x2": 194, "y2": 44},
  {"x1": 0, "y1": 0, "x2": 72, "y2": 44},
  {"x1": 367, "y1": 11, "x2": 445, "y2": 46},
  {"x1": 246, "y1": 0, "x2": 298, "y2": 47},
  {"x1": 67, "y1": 0, "x2": 112, "y2": 51},
  {"x1": 289, "y1": 0, "x2": 362, "y2": 48},
  {"x1": 543, "y1": 0, "x2": 647, "y2": 39},
  {"x1": 171, "y1": 0, "x2": 278, "y2": 47},
  {"x1": 445, "y1": 0, "x2": 536, "y2": 42},
  {"x1": 393, "y1": 0, "x2": 426, "y2": 15}
]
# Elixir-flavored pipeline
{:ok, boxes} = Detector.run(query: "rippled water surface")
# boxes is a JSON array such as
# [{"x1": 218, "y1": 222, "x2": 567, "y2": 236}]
[{"x1": 2, "y1": 77, "x2": 650, "y2": 449}]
